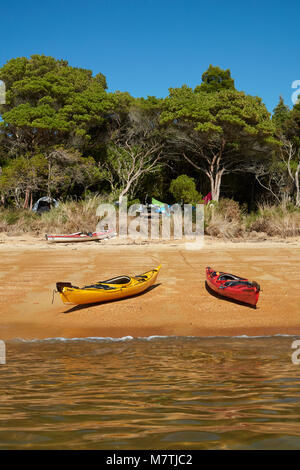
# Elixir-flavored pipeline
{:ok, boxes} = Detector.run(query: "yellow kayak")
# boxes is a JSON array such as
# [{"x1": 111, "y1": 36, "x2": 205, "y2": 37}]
[{"x1": 56, "y1": 265, "x2": 161, "y2": 305}]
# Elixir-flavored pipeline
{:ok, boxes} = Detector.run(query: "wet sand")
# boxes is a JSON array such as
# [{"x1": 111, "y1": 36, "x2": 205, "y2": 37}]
[{"x1": 0, "y1": 235, "x2": 299, "y2": 340}]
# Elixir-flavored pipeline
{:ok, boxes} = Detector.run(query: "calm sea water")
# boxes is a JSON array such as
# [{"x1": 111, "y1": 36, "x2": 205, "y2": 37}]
[{"x1": 1, "y1": 336, "x2": 300, "y2": 449}]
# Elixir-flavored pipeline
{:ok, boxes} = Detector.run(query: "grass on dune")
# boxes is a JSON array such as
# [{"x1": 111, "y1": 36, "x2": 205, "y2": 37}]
[
  {"x1": 0, "y1": 197, "x2": 299, "y2": 239},
  {"x1": 0, "y1": 195, "x2": 111, "y2": 235}
]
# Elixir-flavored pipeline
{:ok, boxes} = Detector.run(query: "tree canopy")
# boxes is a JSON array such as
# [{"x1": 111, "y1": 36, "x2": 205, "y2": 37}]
[
  {"x1": 194, "y1": 65, "x2": 235, "y2": 93},
  {"x1": 0, "y1": 57, "x2": 298, "y2": 209},
  {"x1": 160, "y1": 85, "x2": 278, "y2": 200},
  {"x1": 0, "y1": 55, "x2": 115, "y2": 154},
  {"x1": 272, "y1": 96, "x2": 290, "y2": 130}
]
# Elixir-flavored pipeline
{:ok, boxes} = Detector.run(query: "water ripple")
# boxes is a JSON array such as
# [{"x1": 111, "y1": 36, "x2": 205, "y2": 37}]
[{"x1": 0, "y1": 337, "x2": 300, "y2": 449}]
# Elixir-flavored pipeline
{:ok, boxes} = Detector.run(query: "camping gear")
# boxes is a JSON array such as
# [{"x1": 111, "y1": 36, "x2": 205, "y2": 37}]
[
  {"x1": 56, "y1": 265, "x2": 161, "y2": 305},
  {"x1": 151, "y1": 198, "x2": 169, "y2": 214},
  {"x1": 206, "y1": 267, "x2": 260, "y2": 306},
  {"x1": 33, "y1": 197, "x2": 59, "y2": 213},
  {"x1": 204, "y1": 192, "x2": 212, "y2": 205},
  {"x1": 46, "y1": 228, "x2": 116, "y2": 243},
  {"x1": 151, "y1": 198, "x2": 166, "y2": 208}
]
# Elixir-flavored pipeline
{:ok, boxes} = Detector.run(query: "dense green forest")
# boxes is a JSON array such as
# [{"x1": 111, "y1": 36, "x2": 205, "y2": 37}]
[{"x1": 0, "y1": 55, "x2": 299, "y2": 236}]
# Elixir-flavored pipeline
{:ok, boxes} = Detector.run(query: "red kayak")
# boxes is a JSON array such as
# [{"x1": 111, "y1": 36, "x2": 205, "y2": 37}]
[
  {"x1": 45, "y1": 228, "x2": 116, "y2": 243},
  {"x1": 206, "y1": 267, "x2": 260, "y2": 306}
]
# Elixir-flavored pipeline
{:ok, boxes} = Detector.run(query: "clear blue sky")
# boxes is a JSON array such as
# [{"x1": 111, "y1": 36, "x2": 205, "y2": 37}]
[{"x1": 1, "y1": 0, "x2": 299, "y2": 112}]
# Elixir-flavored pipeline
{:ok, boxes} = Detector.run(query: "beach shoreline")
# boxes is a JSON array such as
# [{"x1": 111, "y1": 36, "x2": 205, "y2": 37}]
[{"x1": 1, "y1": 234, "x2": 300, "y2": 341}]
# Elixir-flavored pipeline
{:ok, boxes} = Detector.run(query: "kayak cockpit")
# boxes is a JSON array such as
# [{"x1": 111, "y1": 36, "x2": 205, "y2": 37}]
[
  {"x1": 100, "y1": 275, "x2": 131, "y2": 285},
  {"x1": 220, "y1": 280, "x2": 257, "y2": 289},
  {"x1": 82, "y1": 284, "x2": 117, "y2": 290},
  {"x1": 217, "y1": 273, "x2": 246, "y2": 281}
]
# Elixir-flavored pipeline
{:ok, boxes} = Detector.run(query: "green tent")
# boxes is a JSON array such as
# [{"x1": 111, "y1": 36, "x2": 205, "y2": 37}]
[{"x1": 151, "y1": 198, "x2": 166, "y2": 208}]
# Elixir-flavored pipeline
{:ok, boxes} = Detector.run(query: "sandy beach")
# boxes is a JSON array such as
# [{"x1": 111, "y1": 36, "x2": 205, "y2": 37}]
[{"x1": 0, "y1": 234, "x2": 299, "y2": 340}]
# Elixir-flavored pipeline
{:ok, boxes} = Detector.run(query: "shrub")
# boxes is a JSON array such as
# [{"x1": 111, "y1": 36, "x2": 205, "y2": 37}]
[
  {"x1": 215, "y1": 198, "x2": 242, "y2": 221},
  {"x1": 248, "y1": 203, "x2": 300, "y2": 237},
  {"x1": 205, "y1": 213, "x2": 244, "y2": 238},
  {"x1": 169, "y1": 175, "x2": 202, "y2": 205},
  {"x1": 204, "y1": 198, "x2": 244, "y2": 239}
]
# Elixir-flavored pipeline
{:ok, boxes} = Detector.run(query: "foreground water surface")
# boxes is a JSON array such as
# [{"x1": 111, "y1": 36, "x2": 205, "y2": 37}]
[{"x1": 0, "y1": 336, "x2": 300, "y2": 449}]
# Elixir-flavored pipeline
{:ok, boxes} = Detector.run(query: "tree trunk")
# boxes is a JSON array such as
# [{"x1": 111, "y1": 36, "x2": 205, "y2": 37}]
[
  {"x1": 14, "y1": 189, "x2": 21, "y2": 209},
  {"x1": 29, "y1": 191, "x2": 33, "y2": 211},
  {"x1": 47, "y1": 161, "x2": 51, "y2": 198},
  {"x1": 23, "y1": 189, "x2": 31, "y2": 209},
  {"x1": 295, "y1": 163, "x2": 300, "y2": 207},
  {"x1": 183, "y1": 150, "x2": 225, "y2": 202},
  {"x1": 209, "y1": 169, "x2": 224, "y2": 201},
  {"x1": 118, "y1": 192, "x2": 125, "y2": 206},
  {"x1": 118, "y1": 180, "x2": 133, "y2": 205}
]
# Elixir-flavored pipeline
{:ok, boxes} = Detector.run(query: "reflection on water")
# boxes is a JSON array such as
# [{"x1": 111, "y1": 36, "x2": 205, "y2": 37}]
[{"x1": 0, "y1": 336, "x2": 300, "y2": 449}]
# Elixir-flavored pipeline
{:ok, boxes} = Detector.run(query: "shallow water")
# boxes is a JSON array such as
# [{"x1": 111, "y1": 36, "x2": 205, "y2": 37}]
[{"x1": 1, "y1": 336, "x2": 300, "y2": 449}]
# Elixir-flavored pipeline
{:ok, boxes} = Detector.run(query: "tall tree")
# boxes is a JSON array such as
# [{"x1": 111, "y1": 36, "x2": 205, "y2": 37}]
[
  {"x1": 256, "y1": 99, "x2": 300, "y2": 206},
  {"x1": 281, "y1": 102, "x2": 300, "y2": 206},
  {"x1": 194, "y1": 65, "x2": 235, "y2": 93},
  {"x1": 104, "y1": 99, "x2": 165, "y2": 203},
  {"x1": 0, "y1": 154, "x2": 47, "y2": 208},
  {"x1": 272, "y1": 96, "x2": 290, "y2": 129},
  {"x1": 0, "y1": 55, "x2": 114, "y2": 204},
  {"x1": 161, "y1": 85, "x2": 278, "y2": 200},
  {"x1": 0, "y1": 55, "x2": 113, "y2": 152}
]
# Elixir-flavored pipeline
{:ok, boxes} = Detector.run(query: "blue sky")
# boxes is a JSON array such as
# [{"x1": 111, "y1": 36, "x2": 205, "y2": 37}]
[{"x1": 1, "y1": 0, "x2": 299, "y2": 112}]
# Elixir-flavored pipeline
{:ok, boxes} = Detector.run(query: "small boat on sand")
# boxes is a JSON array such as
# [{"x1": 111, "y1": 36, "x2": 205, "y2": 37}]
[
  {"x1": 56, "y1": 266, "x2": 161, "y2": 305},
  {"x1": 46, "y1": 229, "x2": 116, "y2": 243},
  {"x1": 206, "y1": 267, "x2": 260, "y2": 306}
]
